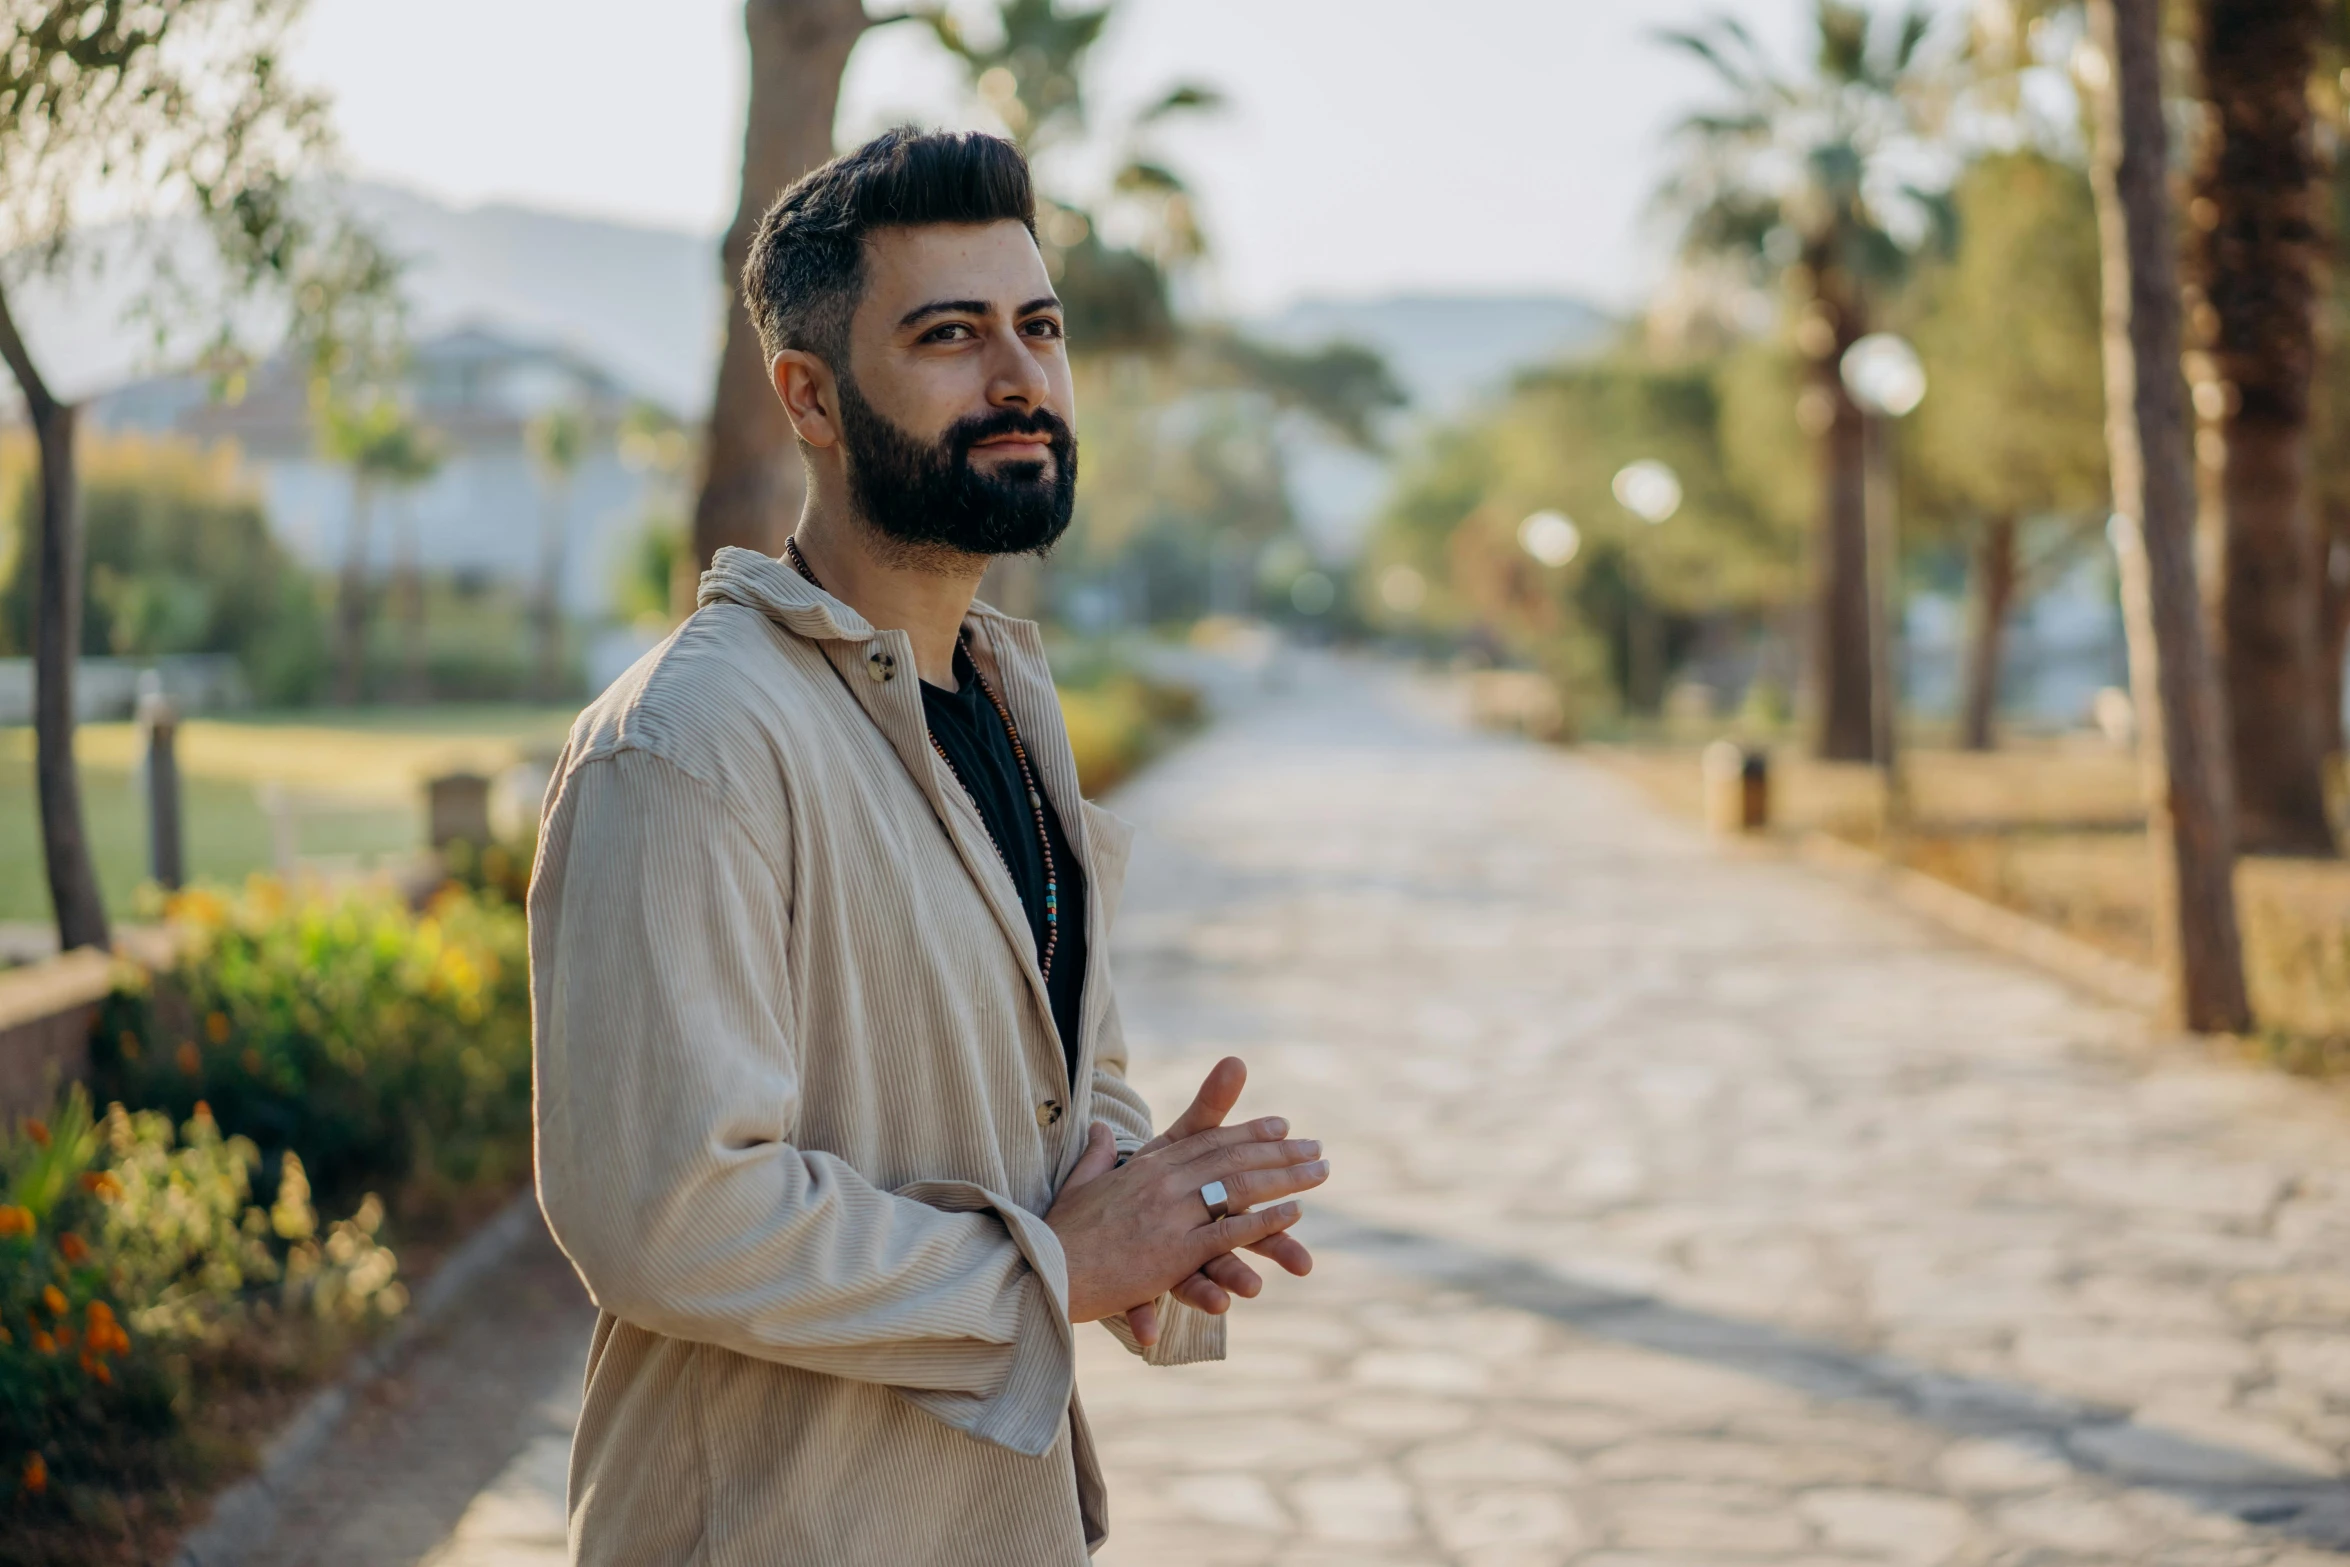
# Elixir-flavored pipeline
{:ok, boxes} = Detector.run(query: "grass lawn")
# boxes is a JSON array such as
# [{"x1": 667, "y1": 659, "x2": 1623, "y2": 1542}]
[
  {"x1": 1591, "y1": 736, "x2": 2350, "y2": 1049},
  {"x1": 1, "y1": 707, "x2": 580, "y2": 925}
]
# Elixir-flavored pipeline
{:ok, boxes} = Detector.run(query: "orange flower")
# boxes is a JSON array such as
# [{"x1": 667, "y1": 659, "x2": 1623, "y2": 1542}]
[
  {"x1": 23, "y1": 1120, "x2": 48, "y2": 1148},
  {"x1": 30, "y1": 1331, "x2": 54, "y2": 1355},
  {"x1": 205, "y1": 1011, "x2": 231, "y2": 1044},
  {"x1": 40, "y1": 1286, "x2": 65, "y2": 1317},
  {"x1": 80, "y1": 1354, "x2": 111, "y2": 1385},
  {"x1": 177, "y1": 1041, "x2": 202, "y2": 1076},
  {"x1": 57, "y1": 1233, "x2": 87, "y2": 1265},
  {"x1": 52, "y1": 1324, "x2": 72, "y2": 1350},
  {"x1": 21, "y1": 1453, "x2": 45, "y2": 1495},
  {"x1": 0, "y1": 1207, "x2": 32, "y2": 1238},
  {"x1": 78, "y1": 1172, "x2": 123, "y2": 1201}
]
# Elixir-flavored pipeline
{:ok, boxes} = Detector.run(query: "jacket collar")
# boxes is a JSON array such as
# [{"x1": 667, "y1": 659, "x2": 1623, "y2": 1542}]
[{"x1": 696, "y1": 544, "x2": 1020, "y2": 647}]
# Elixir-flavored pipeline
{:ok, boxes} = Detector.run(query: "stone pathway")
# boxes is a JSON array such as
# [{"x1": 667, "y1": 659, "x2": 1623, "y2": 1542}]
[{"x1": 254, "y1": 657, "x2": 2350, "y2": 1565}]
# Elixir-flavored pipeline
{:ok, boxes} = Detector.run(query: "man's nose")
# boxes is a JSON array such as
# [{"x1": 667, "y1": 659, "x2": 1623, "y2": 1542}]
[{"x1": 985, "y1": 326, "x2": 1051, "y2": 409}]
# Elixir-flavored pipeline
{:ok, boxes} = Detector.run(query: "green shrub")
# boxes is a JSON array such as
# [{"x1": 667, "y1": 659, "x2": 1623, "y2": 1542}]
[{"x1": 91, "y1": 880, "x2": 533, "y2": 1215}]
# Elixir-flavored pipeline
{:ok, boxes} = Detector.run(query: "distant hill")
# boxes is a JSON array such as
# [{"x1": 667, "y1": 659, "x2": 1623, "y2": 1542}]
[
  {"x1": 12, "y1": 186, "x2": 1610, "y2": 425},
  {"x1": 343, "y1": 184, "x2": 723, "y2": 415},
  {"x1": 1254, "y1": 293, "x2": 1617, "y2": 418}
]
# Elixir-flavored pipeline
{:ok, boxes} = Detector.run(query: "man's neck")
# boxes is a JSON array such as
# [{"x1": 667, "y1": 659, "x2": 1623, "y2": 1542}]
[{"x1": 789, "y1": 502, "x2": 986, "y2": 689}]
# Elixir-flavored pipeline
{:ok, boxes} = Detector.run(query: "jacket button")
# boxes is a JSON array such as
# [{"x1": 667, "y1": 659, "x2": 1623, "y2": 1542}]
[
  {"x1": 866, "y1": 648, "x2": 897, "y2": 683},
  {"x1": 1036, "y1": 1100, "x2": 1063, "y2": 1127}
]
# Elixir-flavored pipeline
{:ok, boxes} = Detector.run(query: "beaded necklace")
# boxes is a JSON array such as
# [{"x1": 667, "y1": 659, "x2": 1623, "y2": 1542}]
[{"x1": 784, "y1": 535, "x2": 1061, "y2": 982}]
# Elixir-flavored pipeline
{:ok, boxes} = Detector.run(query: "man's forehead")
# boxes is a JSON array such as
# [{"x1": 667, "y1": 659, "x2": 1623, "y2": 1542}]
[{"x1": 861, "y1": 221, "x2": 1052, "y2": 312}]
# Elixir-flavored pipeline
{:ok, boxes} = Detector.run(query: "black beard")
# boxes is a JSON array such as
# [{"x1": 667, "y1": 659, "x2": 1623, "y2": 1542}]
[{"x1": 835, "y1": 374, "x2": 1077, "y2": 559}]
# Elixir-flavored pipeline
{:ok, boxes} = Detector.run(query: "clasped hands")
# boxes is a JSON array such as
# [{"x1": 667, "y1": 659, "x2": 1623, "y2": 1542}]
[{"x1": 1045, "y1": 1057, "x2": 1326, "y2": 1348}]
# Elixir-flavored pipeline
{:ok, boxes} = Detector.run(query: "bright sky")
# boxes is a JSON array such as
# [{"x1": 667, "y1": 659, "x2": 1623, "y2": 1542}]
[{"x1": 288, "y1": 0, "x2": 1830, "y2": 316}]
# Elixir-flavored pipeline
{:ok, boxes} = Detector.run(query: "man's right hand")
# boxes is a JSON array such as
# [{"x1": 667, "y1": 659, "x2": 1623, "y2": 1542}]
[{"x1": 1045, "y1": 1118, "x2": 1328, "y2": 1328}]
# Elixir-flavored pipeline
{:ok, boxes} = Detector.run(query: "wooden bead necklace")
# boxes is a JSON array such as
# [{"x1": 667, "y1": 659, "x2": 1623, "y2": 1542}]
[{"x1": 784, "y1": 535, "x2": 1061, "y2": 981}]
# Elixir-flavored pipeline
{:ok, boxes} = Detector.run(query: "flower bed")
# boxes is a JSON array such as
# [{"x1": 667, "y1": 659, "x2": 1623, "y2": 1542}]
[{"x1": 5, "y1": 877, "x2": 533, "y2": 1565}]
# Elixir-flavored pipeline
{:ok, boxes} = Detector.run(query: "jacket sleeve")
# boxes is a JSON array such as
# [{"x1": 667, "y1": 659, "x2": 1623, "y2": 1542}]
[
  {"x1": 1076, "y1": 800, "x2": 1227, "y2": 1369},
  {"x1": 530, "y1": 745, "x2": 1072, "y2": 1456}
]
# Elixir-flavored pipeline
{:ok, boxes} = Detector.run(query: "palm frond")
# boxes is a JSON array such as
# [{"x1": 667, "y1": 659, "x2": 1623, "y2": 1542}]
[{"x1": 1136, "y1": 83, "x2": 1225, "y2": 123}]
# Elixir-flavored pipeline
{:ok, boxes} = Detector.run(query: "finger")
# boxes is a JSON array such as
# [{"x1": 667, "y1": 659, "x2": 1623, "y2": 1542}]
[
  {"x1": 1061, "y1": 1121, "x2": 1119, "y2": 1193},
  {"x1": 1171, "y1": 1272, "x2": 1232, "y2": 1315},
  {"x1": 1217, "y1": 1156, "x2": 1330, "y2": 1210},
  {"x1": 1166, "y1": 1119, "x2": 1302, "y2": 1167},
  {"x1": 1137, "y1": 1057, "x2": 1248, "y2": 1157},
  {"x1": 1244, "y1": 1231, "x2": 1314, "y2": 1277},
  {"x1": 1202, "y1": 1252, "x2": 1262, "y2": 1299},
  {"x1": 1190, "y1": 1201, "x2": 1303, "y2": 1266},
  {"x1": 1125, "y1": 1298, "x2": 1160, "y2": 1347}
]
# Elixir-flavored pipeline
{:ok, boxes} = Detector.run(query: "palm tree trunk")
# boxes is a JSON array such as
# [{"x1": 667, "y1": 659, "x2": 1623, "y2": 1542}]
[
  {"x1": 2087, "y1": 0, "x2": 2252, "y2": 1033},
  {"x1": 691, "y1": 0, "x2": 874, "y2": 571},
  {"x1": 1960, "y1": 514, "x2": 2019, "y2": 752},
  {"x1": 533, "y1": 481, "x2": 569, "y2": 700},
  {"x1": 335, "y1": 477, "x2": 376, "y2": 705},
  {"x1": 396, "y1": 497, "x2": 428, "y2": 704},
  {"x1": 2190, "y1": 0, "x2": 2335, "y2": 855},
  {"x1": 1807, "y1": 275, "x2": 1875, "y2": 762},
  {"x1": 2320, "y1": 501, "x2": 2348, "y2": 759},
  {"x1": 0, "y1": 279, "x2": 109, "y2": 952}
]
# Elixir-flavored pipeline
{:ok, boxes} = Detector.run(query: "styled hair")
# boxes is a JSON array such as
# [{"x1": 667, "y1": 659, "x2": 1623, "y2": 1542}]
[{"x1": 741, "y1": 127, "x2": 1038, "y2": 373}]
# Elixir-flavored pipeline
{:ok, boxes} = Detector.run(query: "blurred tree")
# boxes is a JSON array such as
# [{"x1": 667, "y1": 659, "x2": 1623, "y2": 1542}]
[
  {"x1": 0, "y1": 435, "x2": 325, "y2": 703},
  {"x1": 1656, "y1": 2, "x2": 1955, "y2": 761},
  {"x1": 2315, "y1": 52, "x2": 2350, "y2": 767},
  {"x1": 693, "y1": 0, "x2": 907, "y2": 573},
  {"x1": 1371, "y1": 356, "x2": 1800, "y2": 716},
  {"x1": 319, "y1": 396, "x2": 435, "y2": 706},
  {"x1": 2184, "y1": 0, "x2": 2335, "y2": 854},
  {"x1": 2081, "y1": 0, "x2": 2250, "y2": 1031},
  {"x1": 0, "y1": 0, "x2": 395, "y2": 952},
  {"x1": 1905, "y1": 151, "x2": 2109, "y2": 749},
  {"x1": 527, "y1": 405, "x2": 591, "y2": 701},
  {"x1": 383, "y1": 422, "x2": 444, "y2": 703}
]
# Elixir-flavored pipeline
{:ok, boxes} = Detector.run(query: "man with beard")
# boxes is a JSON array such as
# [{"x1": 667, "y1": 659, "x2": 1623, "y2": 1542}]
[{"x1": 528, "y1": 128, "x2": 1329, "y2": 1565}]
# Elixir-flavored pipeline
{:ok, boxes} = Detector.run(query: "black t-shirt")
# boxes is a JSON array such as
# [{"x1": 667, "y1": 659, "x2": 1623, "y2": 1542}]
[{"x1": 921, "y1": 644, "x2": 1088, "y2": 1082}]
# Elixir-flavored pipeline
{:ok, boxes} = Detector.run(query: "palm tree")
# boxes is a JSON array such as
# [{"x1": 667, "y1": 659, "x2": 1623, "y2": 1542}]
[
  {"x1": 527, "y1": 405, "x2": 590, "y2": 701},
  {"x1": 321, "y1": 395, "x2": 429, "y2": 706},
  {"x1": 2081, "y1": 0, "x2": 2252, "y2": 1032},
  {"x1": 2185, "y1": 0, "x2": 2336, "y2": 856},
  {"x1": 692, "y1": 0, "x2": 905, "y2": 574},
  {"x1": 1655, "y1": 3, "x2": 1953, "y2": 762},
  {"x1": 379, "y1": 424, "x2": 444, "y2": 703}
]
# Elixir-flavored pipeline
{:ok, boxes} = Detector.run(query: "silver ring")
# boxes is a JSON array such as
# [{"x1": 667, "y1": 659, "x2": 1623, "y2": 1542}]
[{"x1": 1199, "y1": 1180, "x2": 1232, "y2": 1221}]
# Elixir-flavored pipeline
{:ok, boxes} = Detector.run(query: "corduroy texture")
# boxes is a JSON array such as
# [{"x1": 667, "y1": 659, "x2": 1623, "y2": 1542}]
[{"x1": 530, "y1": 547, "x2": 1222, "y2": 1565}]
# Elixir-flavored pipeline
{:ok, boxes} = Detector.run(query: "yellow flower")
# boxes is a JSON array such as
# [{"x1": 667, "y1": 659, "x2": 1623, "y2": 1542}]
[
  {"x1": 78, "y1": 1172, "x2": 123, "y2": 1201},
  {"x1": 41, "y1": 1286, "x2": 66, "y2": 1317}
]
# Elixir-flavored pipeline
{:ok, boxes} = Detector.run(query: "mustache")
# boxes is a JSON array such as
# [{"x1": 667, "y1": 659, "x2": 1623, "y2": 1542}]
[{"x1": 947, "y1": 405, "x2": 1074, "y2": 461}]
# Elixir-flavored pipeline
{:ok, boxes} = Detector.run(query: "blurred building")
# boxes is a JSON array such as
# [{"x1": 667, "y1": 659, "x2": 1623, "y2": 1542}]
[{"x1": 89, "y1": 325, "x2": 681, "y2": 636}]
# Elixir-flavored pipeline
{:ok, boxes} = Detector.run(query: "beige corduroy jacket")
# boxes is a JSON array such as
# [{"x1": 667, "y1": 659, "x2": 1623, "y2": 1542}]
[{"x1": 528, "y1": 547, "x2": 1220, "y2": 1566}]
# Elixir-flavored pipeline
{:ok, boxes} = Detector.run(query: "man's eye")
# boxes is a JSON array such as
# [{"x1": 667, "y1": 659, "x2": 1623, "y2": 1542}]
[
  {"x1": 1024, "y1": 318, "x2": 1066, "y2": 340},
  {"x1": 925, "y1": 323, "x2": 975, "y2": 342}
]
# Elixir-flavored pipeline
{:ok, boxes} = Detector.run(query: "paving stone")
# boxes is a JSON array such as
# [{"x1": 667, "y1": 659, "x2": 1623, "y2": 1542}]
[{"x1": 1797, "y1": 1487, "x2": 1975, "y2": 1565}]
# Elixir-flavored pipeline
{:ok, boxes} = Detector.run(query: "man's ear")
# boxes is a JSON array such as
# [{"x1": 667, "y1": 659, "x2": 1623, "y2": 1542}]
[{"x1": 771, "y1": 349, "x2": 842, "y2": 450}]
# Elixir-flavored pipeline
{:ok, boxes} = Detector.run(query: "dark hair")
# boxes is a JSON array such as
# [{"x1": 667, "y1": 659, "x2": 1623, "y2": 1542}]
[{"x1": 742, "y1": 127, "x2": 1037, "y2": 374}]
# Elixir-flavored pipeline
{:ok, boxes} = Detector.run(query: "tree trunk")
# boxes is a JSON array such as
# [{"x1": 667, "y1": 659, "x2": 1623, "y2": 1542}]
[
  {"x1": 1960, "y1": 514, "x2": 2019, "y2": 752},
  {"x1": 2190, "y1": 0, "x2": 2335, "y2": 855},
  {"x1": 2320, "y1": 501, "x2": 2349, "y2": 759},
  {"x1": 0, "y1": 280, "x2": 110, "y2": 952},
  {"x1": 691, "y1": 0, "x2": 874, "y2": 572},
  {"x1": 2087, "y1": 0, "x2": 2252, "y2": 1033},
  {"x1": 1806, "y1": 271, "x2": 1875, "y2": 762},
  {"x1": 335, "y1": 477, "x2": 376, "y2": 705},
  {"x1": 396, "y1": 498, "x2": 428, "y2": 704},
  {"x1": 534, "y1": 481, "x2": 569, "y2": 700}
]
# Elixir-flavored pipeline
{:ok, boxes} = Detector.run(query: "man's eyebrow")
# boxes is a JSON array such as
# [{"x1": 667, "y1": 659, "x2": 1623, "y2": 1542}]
[
  {"x1": 897, "y1": 298, "x2": 993, "y2": 329},
  {"x1": 1015, "y1": 295, "x2": 1063, "y2": 318}
]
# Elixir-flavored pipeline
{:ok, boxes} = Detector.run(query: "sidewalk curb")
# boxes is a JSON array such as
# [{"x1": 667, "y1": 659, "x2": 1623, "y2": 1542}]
[
  {"x1": 170, "y1": 1187, "x2": 546, "y2": 1567},
  {"x1": 1791, "y1": 830, "x2": 2166, "y2": 1015}
]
